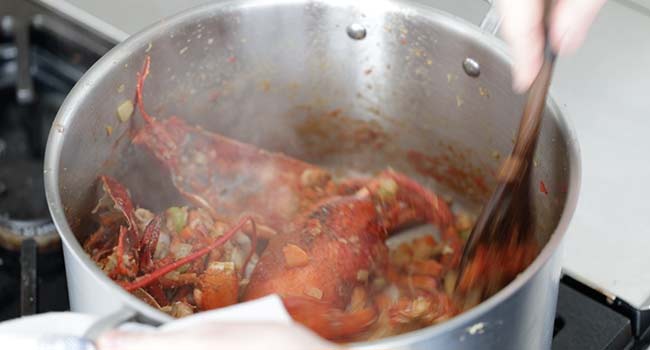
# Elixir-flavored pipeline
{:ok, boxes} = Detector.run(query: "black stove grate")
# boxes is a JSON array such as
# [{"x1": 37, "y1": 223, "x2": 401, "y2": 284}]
[
  {"x1": 0, "y1": 245, "x2": 68, "y2": 321},
  {"x1": 0, "y1": 0, "x2": 109, "y2": 322},
  {"x1": 553, "y1": 280, "x2": 633, "y2": 350}
]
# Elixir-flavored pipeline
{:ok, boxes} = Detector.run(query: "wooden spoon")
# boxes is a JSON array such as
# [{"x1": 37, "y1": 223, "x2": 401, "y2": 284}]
[{"x1": 456, "y1": 11, "x2": 557, "y2": 297}]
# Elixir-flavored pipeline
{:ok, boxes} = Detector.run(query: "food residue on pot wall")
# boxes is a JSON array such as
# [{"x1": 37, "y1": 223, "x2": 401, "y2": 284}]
[
  {"x1": 407, "y1": 148, "x2": 493, "y2": 201},
  {"x1": 295, "y1": 108, "x2": 389, "y2": 156}
]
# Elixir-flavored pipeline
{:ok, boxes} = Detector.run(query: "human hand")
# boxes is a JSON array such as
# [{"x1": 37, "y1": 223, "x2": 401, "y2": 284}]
[
  {"x1": 97, "y1": 321, "x2": 338, "y2": 350},
  {"x1": 497, "y1": 0, "x2": 606, "y2": 92}
]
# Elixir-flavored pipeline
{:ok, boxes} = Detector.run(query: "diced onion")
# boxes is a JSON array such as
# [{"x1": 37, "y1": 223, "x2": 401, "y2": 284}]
[
  {"x1": 304, "y1": 287, "x2": 323, "y2": 300},
  {"x1": 116, "y1": 100, "x2": 134, "y2": 122},
  {"x1": 171, "y1": 242, "x2": 193, "y2": 259},
  {"x1": 166, "y1": 207, "x2": 188, "y2": 233},
  {"x1": 154, "y1": 233, "x2": 170, "y2": 259}
]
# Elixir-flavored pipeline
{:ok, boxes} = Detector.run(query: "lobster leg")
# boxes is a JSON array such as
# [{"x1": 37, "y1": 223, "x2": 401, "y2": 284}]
[
  {"x1": 99, "y1": 175, "x2": 139, "y2": 231},
  {"x1": 98, "y1": 176, "x2": 141, "y2": 278},
  {"x1": 139, "y1": 215, "x2": 163, "y2": 274}
]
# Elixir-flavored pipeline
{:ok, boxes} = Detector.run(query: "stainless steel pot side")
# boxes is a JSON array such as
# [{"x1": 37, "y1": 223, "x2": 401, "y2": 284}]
[{"x1": 44, "y1": 0, "x2": 581, "y2": 349}]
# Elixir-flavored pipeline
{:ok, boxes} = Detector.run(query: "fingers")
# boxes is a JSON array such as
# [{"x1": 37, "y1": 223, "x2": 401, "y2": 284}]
[
  {"x1": 97, "y1": 322, "x2": 338, "y2": 350},
  {"x1": 550, "y1": 0, "x2": 607, "y2": 54},
  {"x1": 497, "y1": 0, "x2": 605, "y2": 92},
  {"x1": 497, "y1": 0, "x2": 545, "y2": 92}
]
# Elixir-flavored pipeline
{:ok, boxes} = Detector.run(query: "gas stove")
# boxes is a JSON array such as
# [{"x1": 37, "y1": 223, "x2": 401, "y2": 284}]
[
  {"x1": 0, "y1": 0, "x2": 111, "y2": 321},
  {"x1": 0, "y1": 1, "x2": 648, "y2": 349}
]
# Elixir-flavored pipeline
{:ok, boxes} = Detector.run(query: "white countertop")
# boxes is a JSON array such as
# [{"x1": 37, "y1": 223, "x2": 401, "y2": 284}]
[
  {"x1": 38, "y1": 0, "x2": 650, "y2": 309},
  {"x1": 554, "y1": 0, "x2": 650, "y2": 309}
]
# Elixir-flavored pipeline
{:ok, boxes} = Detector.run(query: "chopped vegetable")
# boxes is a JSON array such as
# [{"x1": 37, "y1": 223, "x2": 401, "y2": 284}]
[
  {"x1": 412, "y1": 235, "x2": 436, "y2": 260},
  {"x1": 206, "y1": 261, "x2": 235, "y2": 273},
  {"x1": 101, "y1": 252, "x2": 117, "y2": 273},
  {"x1": 407, "y1": 275, "x2": 438, "y2": 293},
  {"x1": 479, "y1": 86, "x2": 490, "y2": 98},
  {"x1": 347, "y1": 287, "x2": 367, "y2": 312},
  {"x1": 166, "y1": 206, "x2": 188, "y2": 233},
  {"x1": 116, "y1": 100, "x2": 134, "y2": 122},
  {"x1": 357, "y1": 269, "x2": 369, "y2": 283},
  {"x1": 371, "y1": 277, "x2": 387, "y2": 291},
  {"x1": 153, "y1": 233, "x2": 170, "y2": 260},
  {"x1": 539, "y1": 180, "x2": 549, "y2": 195},
  {"x1": 455, "y1": 212, "x2": 473, "y2": 231},
  {"x1": 390, "y1": 243, "x2": 412, "y2": 267},
  {"x1": 283, "y1": 243, "x2": 309, "y2": 268},
  {"x1": 170, "y1": 243, "x2": 192, "y2": 260},
  {"x1": 260, "y1": 80, "x2": 271, "y2": 92},
  {"x1": 300, "y1": 168, "x2": 331, "y2": 188},
  {"x1": 169, "y1": 301, "x2": 194, "y2": 318},
  {"x1": 134, "y1": 208, "x2": 155, "y2": 233},
  {"x1": 304, "y1": 286, "x2": 323, "y2": 300},
  {"x1": 459, "y1": 229, "x2": 471, "y2": 241},
  {"x1": 210, "y1": 221, "x2": 228, "y2": 237},
  {"x1": 377, "y1": 178, "x2": 398, "y2": 202},
  {"x1": 456, "y1": 95, "x2": 464, "y2": 107},
  {"x1": 443, "y1": 270, "x2": 458, "y2": 296},
  {"x1": 408, "y1": 259, "x2": 443, "y2": 277}
]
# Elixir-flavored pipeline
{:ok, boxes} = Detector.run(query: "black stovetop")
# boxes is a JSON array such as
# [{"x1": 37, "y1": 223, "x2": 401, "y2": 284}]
[
  {"x1": 0, "y1": 245, "x2": 68, "y2": 319},
  {"x1": 0, "y1": 0, "x2": 109, "y2": 322},
  {"x1": 0, "y1": 1, "x2": 648, "y2": 349}
]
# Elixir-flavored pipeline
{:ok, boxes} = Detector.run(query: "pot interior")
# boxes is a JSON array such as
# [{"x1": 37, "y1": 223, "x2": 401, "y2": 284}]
[{"x1": 51, "y1": 0, "x2": 574, "y2": 322}]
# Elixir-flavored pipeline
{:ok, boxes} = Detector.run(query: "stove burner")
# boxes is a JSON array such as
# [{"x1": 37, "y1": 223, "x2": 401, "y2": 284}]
[
  {"x1": 0, "y1": 159, "x2": 58, "y2": 251},
  {"x1": 0, "y1": 160, "x2": 49, "y2": 220},
  {"x1": 0, "y1": 33, "x2": 71, "y2": 252}
]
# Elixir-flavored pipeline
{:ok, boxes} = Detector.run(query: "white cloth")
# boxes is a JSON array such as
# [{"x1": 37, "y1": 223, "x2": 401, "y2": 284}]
[{"x1": 0, "y1": 295, "x2": 290, "y2": 349}]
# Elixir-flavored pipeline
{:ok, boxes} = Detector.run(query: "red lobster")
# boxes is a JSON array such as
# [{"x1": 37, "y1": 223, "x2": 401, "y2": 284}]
[
  {"x1": 87, "y1": 56, "x2": 464, "y2": 339},
  {"x1": 242, "y1": 170, "x2": 461, "y2": 339}
]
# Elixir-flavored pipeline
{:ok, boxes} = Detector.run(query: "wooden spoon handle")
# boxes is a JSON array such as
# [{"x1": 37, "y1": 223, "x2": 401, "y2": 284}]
[
  {"x1": 456, "y1": 40, "x2": 557, "y2": 294},
  {"x1": 510, "y1": 46, "x2": 556, "y2": 168}
]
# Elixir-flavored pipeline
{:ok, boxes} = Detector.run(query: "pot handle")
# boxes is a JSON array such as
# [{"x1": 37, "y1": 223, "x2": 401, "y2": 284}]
[
  {"x1": 83, "y1": 307, "x2": 138, "y2": 341},
  {"x1": 479, "y1": 0, "x2": 502, "y2": 35},
  {"x1": 0, "y1": 308, "x2": 139, "y2": 350}
]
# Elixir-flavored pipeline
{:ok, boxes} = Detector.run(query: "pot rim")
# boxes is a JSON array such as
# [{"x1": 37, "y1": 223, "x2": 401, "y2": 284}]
[{"x1": 44, "y1": 0, "x2": 582, "y2": 345}]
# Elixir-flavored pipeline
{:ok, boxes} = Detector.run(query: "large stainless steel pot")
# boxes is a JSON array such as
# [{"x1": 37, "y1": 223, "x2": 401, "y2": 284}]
[{"x1": 44, "y1": 0, "x2": 580, "y2": 348}]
